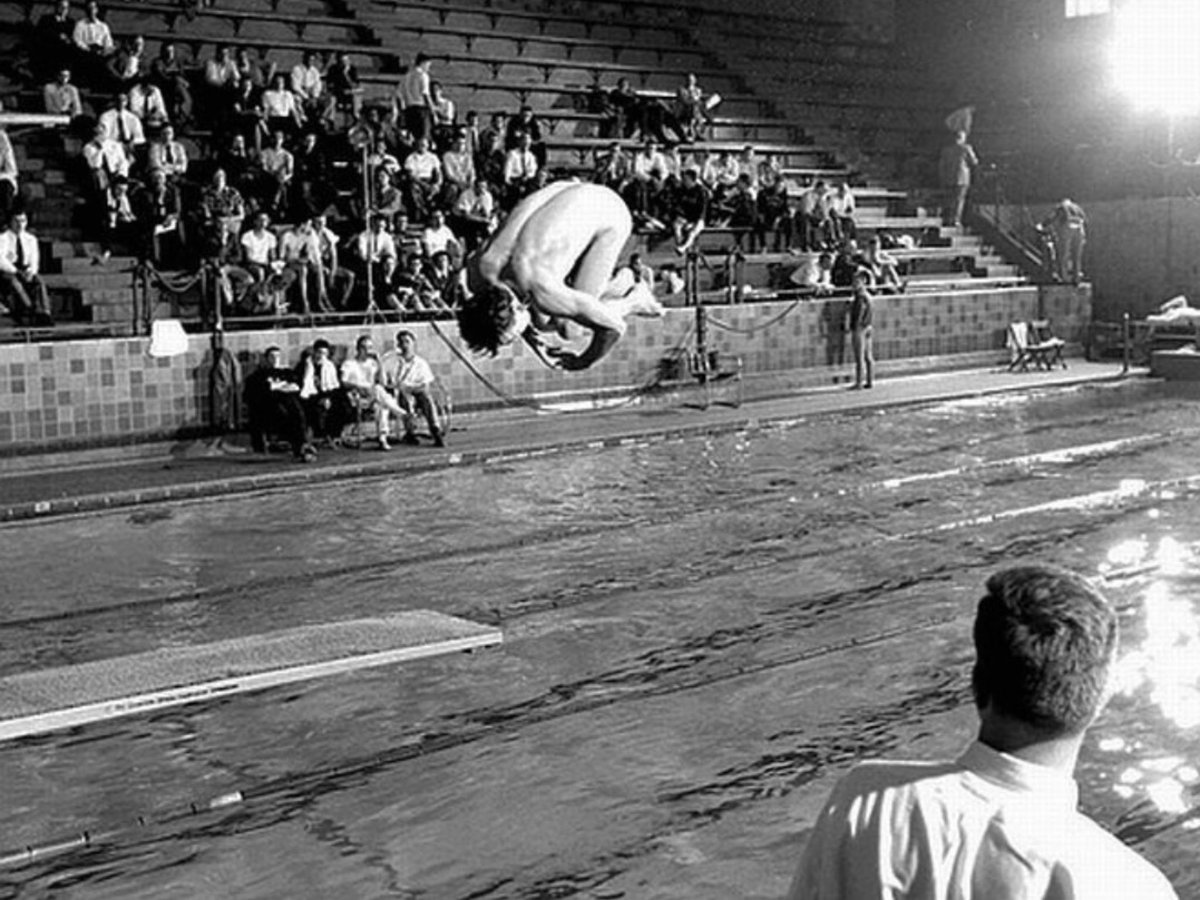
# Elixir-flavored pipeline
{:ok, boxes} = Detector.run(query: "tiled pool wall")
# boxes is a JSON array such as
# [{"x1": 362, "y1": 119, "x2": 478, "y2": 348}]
[{"x1": 0, "y1": 285, "x2": 1089, "y2": 453}]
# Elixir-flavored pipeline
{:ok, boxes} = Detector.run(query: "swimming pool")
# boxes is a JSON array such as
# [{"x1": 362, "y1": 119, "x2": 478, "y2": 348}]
[{"x1": 1, "y1": 379, "x2": 1198, "y2": 898}]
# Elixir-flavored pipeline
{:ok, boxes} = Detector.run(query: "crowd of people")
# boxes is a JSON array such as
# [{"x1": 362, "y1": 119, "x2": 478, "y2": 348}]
[{"x1": 245, "y1": 330, "x2": 447, "y2": 462}]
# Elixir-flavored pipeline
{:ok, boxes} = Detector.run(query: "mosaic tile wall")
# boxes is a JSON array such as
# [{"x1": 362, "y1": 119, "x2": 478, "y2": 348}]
[{"x1": 0, "y1": 285, "x2": 1086, "y2": 453}]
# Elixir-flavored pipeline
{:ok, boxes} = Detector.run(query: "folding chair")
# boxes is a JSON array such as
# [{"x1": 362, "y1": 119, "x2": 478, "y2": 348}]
[
  {"x1": 1007, "y1": 321, "x2": 1065, "y2": 371},
  {"x1": 1028, "y1": 319, "x2": 1067, "y2": 369},
  {"x1": 341, "y1": 389, "x2": 379, "y2": 449}
]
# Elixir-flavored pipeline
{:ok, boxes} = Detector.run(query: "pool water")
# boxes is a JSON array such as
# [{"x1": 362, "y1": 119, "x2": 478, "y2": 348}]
[{"x1": 1, "y1": 380, "x2": 1199, "y2": 898}]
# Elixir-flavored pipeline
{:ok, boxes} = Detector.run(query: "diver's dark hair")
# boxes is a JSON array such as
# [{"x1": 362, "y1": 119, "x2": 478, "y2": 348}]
[{"x1": 456, "y1": 285, "x2": 517, "y2": 357}]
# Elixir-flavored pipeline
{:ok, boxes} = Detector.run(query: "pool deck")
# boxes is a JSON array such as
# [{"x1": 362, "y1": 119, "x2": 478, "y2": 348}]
[{"x1": 0, "y1": 361, "x2": 1136, "y2": 523}]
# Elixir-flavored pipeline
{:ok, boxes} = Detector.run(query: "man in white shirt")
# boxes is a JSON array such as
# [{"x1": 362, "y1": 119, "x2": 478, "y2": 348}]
[
  {"x1": 260, "y1": 130, "x2": 295, "y2": 218},
  {"x1": 0, "y1": 212, "x2": 53, "y2": 326},
  {"x1": 403, "y1": 135, "x2": 442, "y2": 223},
  {"x1": 98, "y1": 93, "x2": 146, "y2": 151},
  {"x1": 308, "y1": 213, "x2": 354, "y2": 311},
  {"x1": 420, "y1": 209, "x2": 462, "y2": 265},
  {"x1": 502, "y1": 131, "x2": 538, "y2": 208},
  {"x1": 128, "y1": 78, "x2": 169, "y2": 129},
  {"x1": 290, "y1": 51, "x2": 329, "y2": 123},
  {"x1": 395, "y1": 53, "x2": 433, "y2": 143},
  {"x1": 786, "y1": 565, "x2": 1178, "y2": 900},
  {"x1": 280, "y1": 219, "x2": 318, "y2": 315},
  {"x1": 238, "y1": 211, "x2": 295, "y2": 313},
  {"x1": 382, "y1": 330, "x2": 444, "y2": 447},
  {"x1": 340, "y1": 334, "x2": 405, "y2": 449},
  {"x1": 43, "y1": 68, "x2": 83, "y2": 119},
  {"x1": 82, "y1": 122, "x2": 129, "y2": 206},
  {"x1": 354, "y1": 214, "x2": 398, "y2": 305},
  {"x1": 147, "y1": 125, "x2": 188, "y2": 180},
  {"x1": 72, "y1": 0, "x2": 114, "y2": 58},
  {"x1": 450, "y1": 175, "x2": 496, "y2": 251}
]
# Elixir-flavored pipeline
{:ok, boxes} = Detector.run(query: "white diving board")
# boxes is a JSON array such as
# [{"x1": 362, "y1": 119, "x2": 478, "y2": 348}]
[{"x1": 0, "y1": 610, "x2": 502, "y2": 742}]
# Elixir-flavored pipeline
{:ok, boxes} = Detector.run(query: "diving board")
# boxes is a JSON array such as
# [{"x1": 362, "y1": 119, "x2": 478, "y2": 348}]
[{"x1": 0, "y1": 611, "x2": 501, "y2": 742}]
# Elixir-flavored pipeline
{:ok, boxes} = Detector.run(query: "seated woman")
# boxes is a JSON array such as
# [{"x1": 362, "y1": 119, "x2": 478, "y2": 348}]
[{"x1": 458, "y1": 181, "x2": 665, "y2": 371}]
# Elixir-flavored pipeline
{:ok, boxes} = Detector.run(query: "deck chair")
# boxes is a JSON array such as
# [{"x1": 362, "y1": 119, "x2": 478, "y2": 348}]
[
  {"x1": 1028, "y1": 319, "x2": 1067, "y2": 369},
  {"x1": 1007, "y1": 320, "x2": 1065, "y2": 371}
]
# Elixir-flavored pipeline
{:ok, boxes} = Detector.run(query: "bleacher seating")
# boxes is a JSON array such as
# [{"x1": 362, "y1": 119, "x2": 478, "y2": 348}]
[{"x1": 0, "y1": 0, "x2": 1031, "y2": 338}]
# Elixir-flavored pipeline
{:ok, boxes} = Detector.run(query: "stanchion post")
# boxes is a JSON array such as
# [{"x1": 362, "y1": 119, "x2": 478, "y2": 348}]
[{"x1": 1122, "y1": 311, "x2": 1131, "y2": 375}]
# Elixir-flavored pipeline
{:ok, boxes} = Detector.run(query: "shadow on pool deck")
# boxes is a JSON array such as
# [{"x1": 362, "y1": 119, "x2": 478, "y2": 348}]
[{"x1": 0, "y1": 362, "x2": 1137, "y2": 523}]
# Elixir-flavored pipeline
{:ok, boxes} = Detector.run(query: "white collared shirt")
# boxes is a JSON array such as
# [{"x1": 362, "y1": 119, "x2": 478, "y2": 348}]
[
  {"x1": 0, "y1": 229, "x2": 40, "y2": 276},
  {"x1": 787, "y1": 741, "x2": 1177, "y2": 900}
]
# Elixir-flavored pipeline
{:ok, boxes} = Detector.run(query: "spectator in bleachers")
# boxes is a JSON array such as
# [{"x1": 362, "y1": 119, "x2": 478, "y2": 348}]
[
  {"x1": 297, "y1": 337, "x2": 348, "y2": 444},
  {"x1": 35, "y1": 0, "x2": 76, "y2": 80},
  {"x1": 293, "y1": 132, "x2": 330, "y2": 219},
  {"x1": 245, "y1": 346, "x2": 314, "y2": 461},
  {"x1": 200, "y1": 167, "x2": 246, "y2": 260},
  {"x1": 353, "y1": 213, "x2": 398, "y2": 307},
  {"x1": 396, "y1": 53, "x2": 434, "y2": 144},
  {"x1": 280, "y1": 218, "x2": 320, "y2": 314},
  {"x1": 393, "y1": 251, "x2": 437, "y2": 313},
  {"x1": 425, "y1": 249, "x2": 462, "y2": 311},
  {"x1": 100, "y1": 175, "x2": 137, "y2": 262},
  {"x1": 235, "y1": 47, "x2": 270, "y2": 91},
  {"x1": 755, "y1": 177, "x2": 792, "y2": 252},
  {"x1": 43, "y1": 68, "x2": 84, "y2": 122},
  {"x1": 711, "y1": 150, "x2": 740, "y2": 204},
  {"x1": 795, "y1": 178, "x2": 832, "y2": 252},
  {"x1": 830, "y1": 238, "x2": 864, "y2": 289},
  {"x1": 259, "y1": 130, "x2": 295, "y2": 218},
  {"x1": 326, "y1": 51, "x2": 363, "y2": 123},
  {"x1": 506, "y1": 105, "x2": 546, "y2": 166},
  {"x1": 477, "y1": 111, "x2": 509, "y2": 185},
  {"x1": 450, "y1": 175, "x2": 497, "y2": 252},
  {"x1": 674, "y1": 73, "x2": 710, "y2": 142},
  {"x1": 626, "y1": 138, "x2": 669, "y2": 229},
  {"x1": 290, "y1": 51, "x2": 328, "y2": 126},
  {"x1": 828, "y1": 182, "x2": 856, "y2": 244},
  {"x1": 594, "y1": 141, "x2": 631, "y2": 193},
  {"x1": 262, "y1": 73, "x2": 305, "y2": 138},
  {"x1": 204, "y1": 45, "x2": 241, "y2": 125},
  {"x1": 309, "y1": 212, "x2": 355, "y2": 310},
  {"x1": 724, "y1": 172, "x2": 759, "y2": 246},
  {"x1": 133, "y1": 167, "x2": 182, "y2": 265},
  {"x1": 671, "y1": 167, "x2": 708, "y2": 256},
  {"x1": 384, "y1": 330, "x2": 445, "y2": 446},
  {"x1": 403, "y1": 135, "x2": 443, "y2": 224},
  {"x1": 757, "y1": 152, "x2": 783, "y2": 190},
  {"x1": 367, "y1": 138, "x2": 401, "y2": 180},
  {"x1": 461, "y1": 110, "x2": 481, "y2": 164},
  {"x1": 0, "y1": 212, "x2": 53, "y2": 327},
  {"x1": 151, "y1": 42, "x2": 193, "y2": 126},
  {"x1": 421, "y1": 209, "x2": 462, "y2": 265},
  {"x1": 440, "y1": 130, "x2": 476, "y2": 206},
  {"x1": 129, "y1": 77, "x2": 170, "y2": 132},
  {"x1": 240, "y1": 211, "x2": 295, "y2": 314},
  {"x1": 72, "y1": 0, "x2": 116, "y2": 84},
  {"x1": 99, "y1": 92, "x2": 146, "y2": 154},
  {"x1": 82, "y1": 123, "x2": 129, "y2": 220},
  {"x1": 218, "y1": 133, "x2": 258, "y2": 199},
  {"x1": 862, "y1": 235, "x2": 904, "y2": 293},
  {"x1": 736, "y1": 145, "x2": 759, "y2": 189},
  {"x1": 147, "y1": 124, "x2": 188, "y2": 182},
  {"x1": 503, "y1": 131, "x2": 539, "y2": 209},
  {"x1": 372, "y1": 167, "x2": 407, "y2": 225},
  {"x1": 608, "y1": 76, "x2": 643, "y2": 140},
  {"x1": 939, "y1": 129, "x2": 979, "y2": 228},
  {"x1": 429, "y1": 81, "x2": 456, "y2": 152},
  {"x1": 789, "y1": 250, "x2": 835, "y2": 297},
  {"x1": 109, "y1": 34, "x2": 146, "y2": 90},
  {"x1": 230, "y1": 77, "x2": 269, "y2": 153},
  {"x1": 341, "y1": 333, "x2": 405, "y2": 449}
]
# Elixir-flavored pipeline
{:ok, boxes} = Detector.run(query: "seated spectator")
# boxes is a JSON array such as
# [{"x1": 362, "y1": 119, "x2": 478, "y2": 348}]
[
  {"x1": 200, "y1": 167, "x2": 246, "y2": 260},
  {"x1": 392, "y1": 251, "x2": 437, "y2": 313},
  {"x1": 828, "y1": 182, "x2": 857, "y2": 244},
  {"x1": 151, "y1": 41, "x2": 193, "y2": 126},
  {"x1": 290, "y1": 50, "x2": 329, "y2": 126},
  {"x1": 609, "y1": 76, "x2": 645, "y2": 140},
  {"x1": 259, "y1": 130, "x2": 295, "y2": 218},
  {"x1": 788, "y1": 251, "x2": 834, "y2": 296},
  {"x1": 262, "y1": 73, "x2": 304, "y2": 137},
  {"x1": 440, "y1": 130, "x2": 476, "y2": 206},
  {"x1": 204, "y1": 45, "x2": 241, "y2": 128},
  {"x1": 0, "y1": 212, "x2": 54, "y2": 327},
  {"x1": 326, "y1": 51, "x2": 363, "y2": 122},
  {"x1": 674, "y1": 72, "x2": 710, "y2": 141},
  {"x1": 671, "y1": 167, "x2": 709, "y2": 255},
  {"x1": 245, "y1": 345, "x2": 315, "y2": 461},
  {"x1": 502, "y1": 132, "x2": 539, "y2": 209},
  {"x1": 424, "y1": 249, "x2": 462, "y2": 312},
  {"x1": 72, "y1": 0, "x2": 116, "y2": 85},
  {"x1": 830, "y1": 238, "x2": 865, "y2": 288},
  {"x1": 758, "y1": 152, "x2": 783, "y2": 191},
  {"x1": 43, "y1": 68, "x2": 84, "y2": 121},
  {"x1": 461, "y1": 110, "x2": 481, "y2": 165},
  {"x1": 372, "y1": 167, "x2": 407, "y2": 227},
  {"x1": 100, "y1": 175, "x2": 138, "y2": 261},
  {"x1": 625, "y1": 139, "x2": 669, "y2": 229},
  {"x1": 353, "y1": 214, "x2": 398, "y2": 308},
  {"x1": 403, "y1": 135, "x2": 443, "y2": 223},
  {"x1": 240, "y1": 211, "x2": 295, "y2": 314},
  {"x1": 450, "y1": 175, "x2": 497, "y2": 252},
  {"x1": 129, "y1": 77, "x2": 170, "y2": 131},
  {"x1": 109, "y1": 34, "x2": 146, "y2": 90},
  {"x1": 297, "y1": 337, "x2": 349, "y2": 444},
  {"x1": 98, "y1": 92, "x2": 146, "y2": 154},
  {"x1": 367, "y1": 137, "x2": 402, "y2": 180},
  {"x1": 477, "y1": 111, "x2": 509, "y2": 184},
  {"x1": 133, "y1": 167, "x2": 182, "y2": 265},
  {"x1": 619, "y1": 251, "x2": 655, "y2": 292},
  {"x1": 292, "y1": 131, "x2": 331, "y2": 219},
  {"x1": 218, "y1": 133, "x2": 259, "y2": 199},
  {"x1": 309, "y1": 212, "x2": 355, "y2": 311},
  {"x1": 711, "y1": 150, "x2": 740, "y2": 203},
  {"x1": 420, "y1": 209, "x2": 462, "y2": 266},
  {"x1": 230, "y1": 78, "x2": 269, "y2": 154},
  {"x1": 724, "y1": 172, "x2": 759, "y2": 246},
  {"x1": 754, "y1": 178, "x2": 791, "y2": 252},
  {"x1": 280, "y1": 218, "x2": 319, "y2": 314},
  {"x1": 235, "y1": 46, "x2": 270, "y2": 92},
  {"x1": 340, "y1": 334, "x2": 405, "y2": 449},
  {"x1": 862, "y1": 235, "x2": 905, "y2": 293},
  {"x1": 82, "y1": 122, "x2": 129, "y2": 215},
  {"x1": 795, "y1": 179, "x2": 832, "y2": 252},
  {"x1": 594, "y1": 141, "x2": 631, "y2": 193},
  {"x1": 147, "y1": 124, "x2": 188, "y2": 181},
  {"x1": 383, "y1": 330, "x2": 445, "y2": 446},
  {"x1": 505, "y1": 105, "x2": 545, "y2": 168},
  {"x1": 429, "y1": 81, "x2": 456, "y2": 153}
]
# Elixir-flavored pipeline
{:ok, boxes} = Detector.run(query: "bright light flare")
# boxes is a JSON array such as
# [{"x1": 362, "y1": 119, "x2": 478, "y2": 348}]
[{"x1": 1112, "y1": 0, "x2": 1200, "y2": 116}]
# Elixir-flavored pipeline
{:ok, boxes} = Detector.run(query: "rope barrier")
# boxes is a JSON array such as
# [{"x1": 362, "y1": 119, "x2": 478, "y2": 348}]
[{"x1": 706, "y1": 297, "x2": 805, "y2": 335}]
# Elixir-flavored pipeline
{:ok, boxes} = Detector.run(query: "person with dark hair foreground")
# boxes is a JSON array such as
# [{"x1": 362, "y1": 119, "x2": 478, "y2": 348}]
[
  {"x1": 786, "y1": 565, "x2": 1176, "y2": 899},
  {"x1": 458, "y1": 182, "x2": 664, "y2": 371}
]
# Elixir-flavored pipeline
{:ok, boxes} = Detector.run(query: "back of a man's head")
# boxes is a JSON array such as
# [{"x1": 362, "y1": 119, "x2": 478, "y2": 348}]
[{"x1": 972, "y1": 566, "x2": 1117, "y2": 736}]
